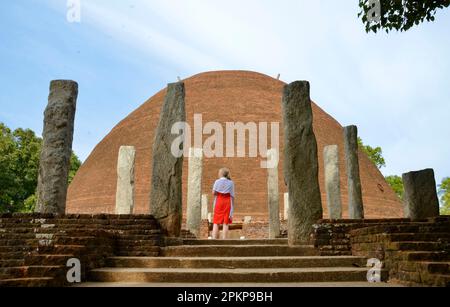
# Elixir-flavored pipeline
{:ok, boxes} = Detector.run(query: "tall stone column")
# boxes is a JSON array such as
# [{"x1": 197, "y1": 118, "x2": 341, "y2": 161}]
[
  {"x1": 186, "y1": 148, "x2": 203, "y2": 237},
  {"x1": 324, "y1": 145, "x2": 343, "y2": 219},
  {"x1": 201, "y1": 194, "x2": 209, "y2": 220},
  {"x1": 267, "y1": 149, "x2": 280, "y2": 239},
  {"x1": 150, "y1": 82, "x2": 186, "y2": 237},
  {"x1": 344, "y1": 125, "x2": 364, "y2": 219},
  {"x1": 403, "y1": 169, "x2": 440, "y2": 220},
  {"x1": 115, "y1": 146, "x2": 136, "y2": 215},
  {"x1": 282, "y1": 81, "x2": 323, "y2": 245},
  {"x1": 36, "y1": 80, "x2": 78, "y2": 214},
  {"x1": 283, "y1": 193, "x2": 289, "y2": 221}
]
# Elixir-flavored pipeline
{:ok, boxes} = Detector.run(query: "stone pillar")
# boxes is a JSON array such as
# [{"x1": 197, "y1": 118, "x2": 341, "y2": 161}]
[
  {"x1": 150, "y1": 82, "x2": 186, "y2": 237},
  {"x1": 324, "y1": 145, "x2": 343, "y2": 219},
  {"x1": 186, "y1": 148, "x2": 203, "y2": 237},
  {"x1": 282, "y1": 81, "x2": 323, "y2": 245},
  {"x1": 36, "y1": 80, "x2": 78, "y2": 214},
  {"x1": 283, "y1": 193, "x2": 289, "y2": 220},
  {"x1": 403, "y1": 169, "x2": 440, "y2": 220},
  {"x1": 201, "y1": 194, "x2": 209, "y2": 220},
  {"x1": 344, "y1": 125, "x2": 364, "y2": 219},
  {"x1": 115, "y1": 146, "x2": 136, "y2": 215},
  {"x1": 267, "y1": 149, "x2": 280, "y2": 239}
]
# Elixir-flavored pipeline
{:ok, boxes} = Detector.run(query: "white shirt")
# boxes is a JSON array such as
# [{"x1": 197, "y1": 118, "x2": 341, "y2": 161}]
[{"x1": 213, "y1": 177, "x2": 235, "y2": 198}]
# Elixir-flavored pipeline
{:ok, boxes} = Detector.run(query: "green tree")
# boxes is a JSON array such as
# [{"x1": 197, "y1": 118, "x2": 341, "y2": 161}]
[
  {"x1": 359, "y1": 0, "x2": 450, "y2": 33},
  {"x1": 358, "y1": 137, "x2": 386, "y2": 169},
  {"x1": 0, "y1": 122, "x2": 82, "y2": 213},
  {"x1": 385, "y1": 175, "x2": 404, "y2": 200},
  {"x1": 438, "y1": 177, "x2": 450, "y2": 215},
  {"x1": 69, "y1": 153, "x2": 82, "y2": 184}
]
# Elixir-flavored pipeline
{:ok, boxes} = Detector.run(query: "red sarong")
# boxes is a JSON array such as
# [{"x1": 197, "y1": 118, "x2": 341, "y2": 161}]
[{"x1": 213, "y1": 192, "x2": 232, "y2": 225}]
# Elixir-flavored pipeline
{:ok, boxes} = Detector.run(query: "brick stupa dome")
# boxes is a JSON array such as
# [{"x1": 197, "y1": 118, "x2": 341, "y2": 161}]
[{"x1": 67, "y1": 71, "x2": 402, "y2": 219}]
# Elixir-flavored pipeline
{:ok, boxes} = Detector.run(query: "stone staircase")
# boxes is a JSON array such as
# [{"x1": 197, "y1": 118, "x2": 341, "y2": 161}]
[
  {"x1": 350, "y1": 217, "x2": 450, "y2": 287},
  {"x1": 0, "y1": 214, "x2": 161, "y2": 287},
  {"x1": 87, "y1": 239, "x2": 375, "y2": 285}
]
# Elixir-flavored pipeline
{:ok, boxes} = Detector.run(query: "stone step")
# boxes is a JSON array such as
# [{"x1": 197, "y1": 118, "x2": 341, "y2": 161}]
[
  {"x1": 107, "y1": 256, "x2": 367, "y2": 269},
  {"x1": 0, "y1": 246, "x2": 33, "y2": 253},
  {"x1": 25, "y1": 254, "x2": 75, "y2": 266},
  {"x1": 161, "y1": 245, "x2": 318, "y2": 257},
  {"x1": 113, "y1": 230, "x2": 162, "y2": 236},
  {"x1": 37, "y1": 245, "x2": 87, "y2": 254},
  {"x1": 53, "y1": 236, "x2": 98, "y2": 245},
  {"x1": 425, "y1": 274, "x2": 450, "y2": 287},
  {"x1": 0, "y1": 232, "x2": 42, "y2": 242},
  {"x1": 89, "y1": 267, "x2": 370, "y2": 283},
  {"x1": 115, "y1": 251, "x2": 160, "y2": 257},
  {"x1": 0, "y1": 277, "x2": 55, "y2": 287},
  {"x1": 396, "y1": 270, "x2": 450, "y2": 287},
  {"x1": 114, "y1": 246, "x2": 160, "y2": 253},
  {"x1": 115, "y1": 239, "x2": 161, "y2": 246},
  {"x1": 403, "y1": 251, "x2": 450, "y2": 262},
  {"x1": 182, "y1": 239, "x2": 289, "y2": 246},
  {"x1": 0, "y1": 226, "x2": 161, "y2": 236},
  {"x1": 387, "y1": 233, "x2": 450, "y2": 242},
  {"x1": 0, "y1": 259, "x2": 25, "y2": 268},
  {"x1": 0, "y1": 265, "x2": 64, "y2": 280},
  {"x1": 79, "y1": 281, "x2": 402, "y2": 287},
  {"x1": 387, "y1": 241, "x2": 445, "y2": 251},
  {"x1": 52, "y1": 219, "x2": 159, "y2": 227},
  {"x1": 399, "y1": 261, "x2": 450, "y2": 275}
]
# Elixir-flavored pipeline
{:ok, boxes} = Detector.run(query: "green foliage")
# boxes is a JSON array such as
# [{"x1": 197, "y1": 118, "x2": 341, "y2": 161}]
[
  {"x1": 438, "y1": 177, "x2": 450, "y2": 215},
  {"x1": 69, "y1": 153, "x2": 82, "y2": 184},
  {"x1": 385, "y1": 175, "x2": 404, "y2": 200},
  {"x1": 359, "y1": 0, "x2": 450, "y2": 33},
  {"x1": 0, "y1": 122, "x2": 82, "y2": 213},
  {"x1": 358, "y1": 137, "x2": 386, "y2": 169}
]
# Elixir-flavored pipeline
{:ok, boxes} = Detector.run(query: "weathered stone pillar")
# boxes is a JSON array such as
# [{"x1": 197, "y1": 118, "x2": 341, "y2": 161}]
[
  {"x1": 201, "y1": 194, "x2": 209, "y2": 220},
  {"x1": 186, "y1": 148, "x2": 203, "y2": 237},
  {"x1": 403, "y1": 169, "x2": 440, "y2": 220},
  {"x1": 344, "y1": 125, "x2": 364, "y2": 219},
  {"x1": 115, "y1": 146, "x2": 136, "y2": 215},
  {"x1": 283, "y1": 193, "x2": 289, "y2": 221},
  {"x1": 150, "y1": 82, "x2": 186, "y2": 237},
  {"x1": 36, "y1": 80, "x2": 78, "y2": 214},
  {"x1": 267, "y1": 149, "x2": 280, "y2": 239},
  {"x1": 324, "y1": 145, "x2": 343, "y2": 219},
  {"x1": 282, "y1": 81, "x2": 323, "y2": 245}
]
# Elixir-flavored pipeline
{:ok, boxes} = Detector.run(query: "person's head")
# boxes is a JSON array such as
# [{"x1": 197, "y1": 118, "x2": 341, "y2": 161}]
[{"x1": 219, "y1": 168, "x2": 231, "y2": 180}]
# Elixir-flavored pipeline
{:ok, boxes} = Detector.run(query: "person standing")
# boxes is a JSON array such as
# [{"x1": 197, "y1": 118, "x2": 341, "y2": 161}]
[{"x1": 212, "y1": 168, "x2": 235, "y2": 239}]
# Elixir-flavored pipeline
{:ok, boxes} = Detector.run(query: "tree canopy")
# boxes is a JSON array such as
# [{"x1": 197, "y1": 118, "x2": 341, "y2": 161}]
[
  {"x1": 359, "y1": 0, "x2": 450, "y2": 33},
  {"x1": 0, "y1": 122, "x2": 81, "y2": 213},
  {"x1": 439, "y1": 177, "x2": 450, "y2": 215},
  {"x1": 358, "y1": 137, "x2": 386, "y2": 169},
  {"x1": 385, "y1": 175, "x2": 404, "y2": 199}
]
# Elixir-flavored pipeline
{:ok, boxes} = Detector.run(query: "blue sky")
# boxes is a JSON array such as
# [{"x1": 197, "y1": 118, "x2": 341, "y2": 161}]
[{"x1": 0, "y1": 0, "x2": 449, "y2": 183}]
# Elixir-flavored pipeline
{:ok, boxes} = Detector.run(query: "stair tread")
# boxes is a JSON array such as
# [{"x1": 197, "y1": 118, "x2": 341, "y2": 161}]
[
  {"x1": 0, "y1": 277, "x2": 54, "y2": 281},
  {"x1": 109, "y1": 256, "x2": 364, "y2": 260},
  {"x1": 163, "y1": 245, "x2": 313, "y2": 248},
  {"x1": 92, "y1": 267, "x2": 368, "y2": 273},
  {"x1": 78, "y1": 281, "x2": 400, "y2": 287}
]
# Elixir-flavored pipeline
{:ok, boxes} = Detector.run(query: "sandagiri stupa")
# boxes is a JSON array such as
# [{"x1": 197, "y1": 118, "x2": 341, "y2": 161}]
[{"x1": 66, "y1": 70, "x2": 402, "y2": 221}]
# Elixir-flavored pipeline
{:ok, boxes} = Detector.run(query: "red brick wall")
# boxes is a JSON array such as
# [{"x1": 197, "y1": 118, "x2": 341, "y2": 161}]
[{"x1": 66, "y1": 71, "x2": 403, "y2": 221}]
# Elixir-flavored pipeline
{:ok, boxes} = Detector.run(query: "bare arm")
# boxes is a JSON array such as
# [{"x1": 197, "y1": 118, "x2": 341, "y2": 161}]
[{"x1": 230, "y1": 196, "x2": 234, "y2": 218}]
